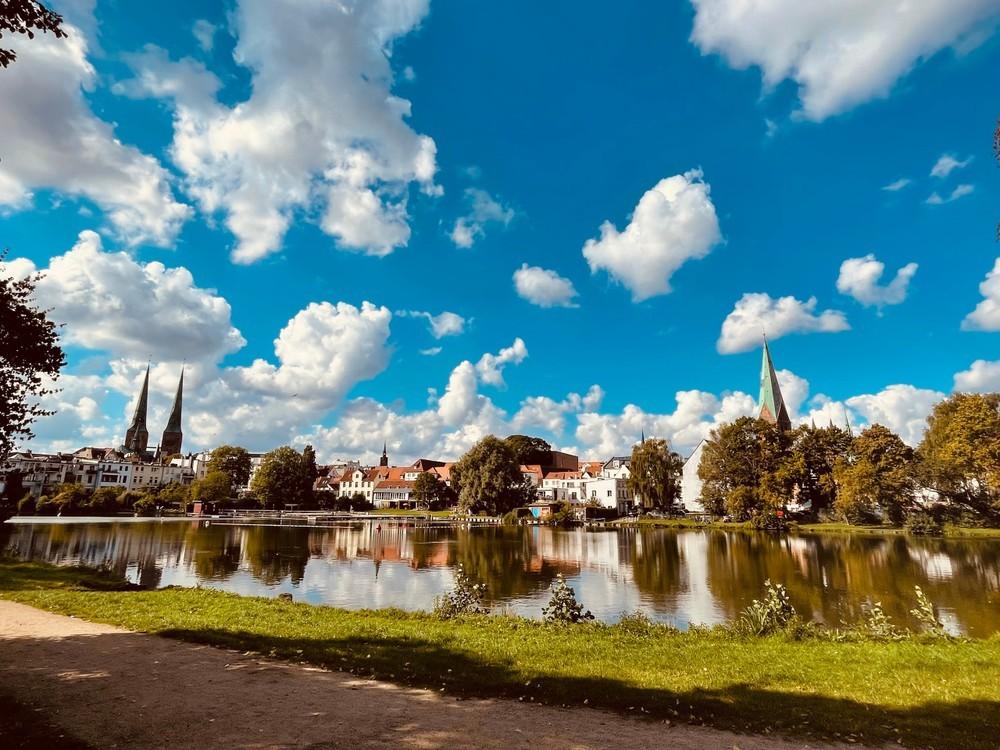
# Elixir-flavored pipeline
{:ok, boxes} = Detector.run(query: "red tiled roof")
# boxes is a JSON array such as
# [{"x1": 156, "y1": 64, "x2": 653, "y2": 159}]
[{"x1": 374, "y1": 480, "x2": 415, "y2": 490}]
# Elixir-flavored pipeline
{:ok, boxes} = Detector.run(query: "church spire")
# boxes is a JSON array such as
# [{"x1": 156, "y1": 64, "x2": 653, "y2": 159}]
[
  {"x1": 379, "y1": 441, "x2": 389, "y2": 467},
  {"x1": 160, "y1": 368, "x2": 184, "y2": 456},
  {"x1": 124, "y1": 364, "x2": 150, "y2": 454},
  {"x1": 757, "y1": 337, "x2": 792, "y2": 432}
]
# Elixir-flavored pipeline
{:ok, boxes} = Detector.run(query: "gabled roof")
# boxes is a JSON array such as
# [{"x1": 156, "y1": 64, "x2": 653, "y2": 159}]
[
  {"x1": 411, "y1": 458, "x2": 445, "y2": 471},
  {"x1": 544, "y1": 470, "x2": 582, "y2": 480}
]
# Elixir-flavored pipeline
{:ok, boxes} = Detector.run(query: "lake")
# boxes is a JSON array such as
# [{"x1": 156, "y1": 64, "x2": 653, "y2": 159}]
[{"x1": 3, "y1": 518, "x2": 999, "y2": 636}]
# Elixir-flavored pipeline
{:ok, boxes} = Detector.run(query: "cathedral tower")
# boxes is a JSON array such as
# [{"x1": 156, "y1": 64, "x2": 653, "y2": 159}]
[
  {"x1": 379, "y1": 442, "x2": 389, "y2": 467},
  {"x1": 160, "y1": 368, "x2": 184, "y2": 456},
  {"x1": 757, "y1": 339, "x2": 792, "y2": 432},
  {"x1": 124, "y1": 365, "x2": 150, "y2": 454}
]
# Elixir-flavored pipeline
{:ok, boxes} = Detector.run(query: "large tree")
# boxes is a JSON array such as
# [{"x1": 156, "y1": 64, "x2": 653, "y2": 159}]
[
  {"x1": 207, "y1": 445, "x2": 252, "y2": 490},
  {"x1": 190, "y1": 470, "x2": 233, "y2": 506},
  {"x1": 452, "y1": 436, "x2": 527, "y2": 515},
  {"x1": 697, "y1": 417, "x2": 789, "y2": 520},
  {"x1": 0, "y1": 254, "x2": 64, "y2": 461},
  {"x1": 300, "y1": 444, "x2": 318, "y2": 508},
  {"x1": 504, "y1": 434, "x2": 551, "y2": 465},
  {"x1": 0, "y1": 0, "x2": 66, "y2": 68},
  {"x1": 834, "y1": 425, "x2": 916, "y2": 525},
  {"x1": 412, "y1": 471, "x2": 444, "y2": 509},
  {"x1": 784, "y1": 425, "x2": 853, "y2": 514},
  {"x1": 251, "y1": 446, "x2": 308, "y2": 509},
  {"x1": 626, "y1": 437, "x2": 683, "y2": 510},
  {"x1": 918, "y1": 393, "x2": 1000, "y2": 522}
]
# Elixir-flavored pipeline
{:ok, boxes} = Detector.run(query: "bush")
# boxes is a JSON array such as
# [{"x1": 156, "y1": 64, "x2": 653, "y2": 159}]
[
  {"x1": 615, "y1": 610, "x2": 662, "y2": 637},
  {"x1": 16, "y1": 494, "x2": 36, "y2": 515},
  {"x1": 858, "y1": 600, "x2": 905, "y2": 641},
  {"x1": 750, "y1": 508, "x2": 789, "y2": 531},
  {"x1": 910, "y1": 585, "x2": 949, "y2": 639},
  {"x1": 433, "y1": 564, "x2": 488, "y2": 619},
  {"x1": 133, "y1": 495, "x2": 157, "y2": 517},
  {"x1": 87, "y1": 487, "x2": 123, "y2": 515},
  {"x1": 733, "y1": 580, "x2": 798, "y2": 636},
  {"x1": 542, "y1": 574, "x2": 594, "y2": 624},
  {"x1": 905, "y1": 511, "x2": 943, "y2": 536},
  {"x1": 35, "y1": 495, "x2": 58, "y2": 515}
]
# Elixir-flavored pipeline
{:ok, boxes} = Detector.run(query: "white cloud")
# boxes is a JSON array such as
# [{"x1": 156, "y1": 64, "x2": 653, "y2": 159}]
[
  {"x1": 475, "y1": 338, "x2": 528, "y2": 387},
  {"x1": 718, "y1": 293, "x2": 849, "y2": 354},
  {"x1": 954, "y1": 360, "x2": 1000, "y2": 392},
  {"x1": 399, "y1": 310, "x2": 467, "y2": 339},
  {"x1": 512, "y1": 264, "x2": 579, "y2": 308},
  {"x1": 512, "y1": 386, "x2": 605, "y2": 435},
  {"x1": 192, "y1": 19, "x2": 217, "y2": 52},
  {"x1": 926, "y1": 184, "x2": 975, "y2": 205},
  {"x1": 120, "y1": 0, "x2": 440, "y2": 263},
  {"x1": 114, "y1": 45, "x2": 221, "y2": 110},
  {"x1": 24, "y1": 230, "x2": 245, "y2": 363},
  {"x1": 689, "y1": 0, "x2": 1000, "y2": 120},
  {"x1": 847, "y1": 384, "x2": 945, "y2": 446},
  {"x1": 582, "y1": 169, "x2": 722, "y2": 302},
  {"x1": 419, "y1": 347, "x2": 443, "y2": 357},
  {"x1": 0, "y1": 21, "x2": 190, "y2": 245},
  {"x1": 930, "y1": 153, "x2": 973, "y2": 178},
  {"x1": 961, "y1": 258, "x2": 1000, "y2": 331},
  {"x1": 449, "y1": 188, "x2": 514, "y2": 248},
  {"x1": 837, "y1": 254, "x2": 918, "y2": 308},
  {"x1": 882, "y1": 178, "x2": 912, "y2": 192}
]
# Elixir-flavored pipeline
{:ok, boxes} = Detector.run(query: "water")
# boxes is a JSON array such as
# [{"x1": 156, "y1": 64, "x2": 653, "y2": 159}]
[{"x1": 3, "y1": 519, "x2": 999, "y2": 636}]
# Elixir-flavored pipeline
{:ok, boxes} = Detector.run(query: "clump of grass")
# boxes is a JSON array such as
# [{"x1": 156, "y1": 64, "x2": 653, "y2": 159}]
[{"x1": 732, "y1": 580, "x2": 798, "y2": 636}]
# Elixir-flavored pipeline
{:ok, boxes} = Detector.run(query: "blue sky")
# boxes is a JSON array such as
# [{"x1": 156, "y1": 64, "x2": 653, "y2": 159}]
[{"x1": 3, "y1": 0, "x2": 999, "y2": 462}]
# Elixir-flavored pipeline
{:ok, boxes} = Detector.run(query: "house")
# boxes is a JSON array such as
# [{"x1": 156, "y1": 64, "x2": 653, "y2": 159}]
[{"x1": 583, "y1": 477, "x2": 634, "y2": 515}]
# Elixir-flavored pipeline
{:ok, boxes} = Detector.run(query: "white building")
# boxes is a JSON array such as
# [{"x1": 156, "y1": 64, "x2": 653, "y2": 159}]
[
  {"x1": 680, "y1": 440, "x2": 707, "y2": 513},
  {"x1": 583, "y1": 477, "x2": 634, "y2": 515}
]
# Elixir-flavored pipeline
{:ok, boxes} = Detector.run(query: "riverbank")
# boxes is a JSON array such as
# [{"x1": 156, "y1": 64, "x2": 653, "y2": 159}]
[
  {"x1": 611, "y1": 516, "x2": 1000, "y2": 538},
  {"x1": 1, "y1": 560, "x2": 997, "y2": 749}
]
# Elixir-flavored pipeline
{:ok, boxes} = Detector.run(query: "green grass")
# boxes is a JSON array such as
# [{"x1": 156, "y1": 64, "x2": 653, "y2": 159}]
[
  {"x1": 612, "y1": 517, "x2": 1000, "y2": 539},
  {"x1": 2, "y1": 560, "x2": 998, "y2": 749}
]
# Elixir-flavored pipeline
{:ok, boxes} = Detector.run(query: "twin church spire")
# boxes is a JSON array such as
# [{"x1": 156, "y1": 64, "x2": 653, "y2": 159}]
[
  {"x1": 757, "y1": 338, "x2": 792, "y2": 432},
  {"x1": 122, "y1": 365, "x2": 184, "y2": 456}
]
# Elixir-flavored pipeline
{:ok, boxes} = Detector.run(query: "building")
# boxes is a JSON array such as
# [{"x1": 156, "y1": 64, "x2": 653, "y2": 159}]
[{"x1": 122, "y1": 365, "x2": 186, "y2": 458}]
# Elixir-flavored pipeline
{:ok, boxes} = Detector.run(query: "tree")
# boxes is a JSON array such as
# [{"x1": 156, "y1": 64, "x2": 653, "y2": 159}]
[
  {"x1": 918, "y1": 393, "x2": 1000, "y2": 523},
  {"x1": 785, "y1": 425, "x2": 853, "y2": 514},
  {"x1": 0, "y1": 253, "x2": 64, "y2": 461},
  {"x1": 300, "y1": 444, "x2": 318, "y2": 508},
  {"x1": 190, "y1": 470, "x2": 232, "y2": 506},
  {"x1": 0, "y1": 0, "x2": 66, "y2": 68},
  {"x1": 251, "y1": 446, "x2": 308, "y2": 509},
  {"x1": 626, "y1": 437, "x2": 683, "y2": 510},
  {"x1": 452, "y1": 436, "x2": 527, "y2": 515},
  {"x1": 697, "y1": 417, "x2": 789, "y2": 520},
  {"x1": 157, "y1": 482, "x2": 190, "y2": 512},
  {"x1": 207, "y1": 445, "x2": 252, "y2": 489},
  {"x1": 834, "y1": 425, "x2": 916, "y2": 525},
  {"x1": 412, "y1": 471, "x2": 443, "y2": 508},
  {"x1": 504, "y1": 434, "x2": 551, "y2": 465}
]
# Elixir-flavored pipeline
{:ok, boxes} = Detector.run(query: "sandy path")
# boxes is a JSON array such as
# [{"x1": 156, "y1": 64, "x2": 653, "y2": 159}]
[{"x1": 0, "y1": 600, "x2": 849, "y2": 750}]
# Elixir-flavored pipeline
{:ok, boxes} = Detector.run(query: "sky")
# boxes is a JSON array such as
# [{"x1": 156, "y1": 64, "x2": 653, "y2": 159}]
[{"x1": 2, "y1": 0, "x2": 999, "y2": 464}]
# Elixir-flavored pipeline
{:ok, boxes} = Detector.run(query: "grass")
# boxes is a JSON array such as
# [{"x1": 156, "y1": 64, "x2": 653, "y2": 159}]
[
  {"x1": 610, "y1": 517, "x2": 1000, "y2": 539},
  {"x1": 2, "y1": 561, "x2": 999, "y2": 748}
]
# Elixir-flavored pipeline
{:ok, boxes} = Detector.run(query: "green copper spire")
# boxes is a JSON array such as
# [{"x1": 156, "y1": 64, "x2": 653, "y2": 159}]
[
  {"x1": 758, "y1": 338, "x2": 792, "y2": 432},
  {"x1": 124, "y1": 364, "x2": 150, "y2": 453},
  {"x1": 160, "y1": 368, "x2": 184, "y2": 456}
]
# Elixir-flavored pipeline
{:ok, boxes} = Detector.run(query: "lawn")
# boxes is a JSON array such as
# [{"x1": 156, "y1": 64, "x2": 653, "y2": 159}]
[{"x1": 2, "y1": 560, "x2": 998, "y2": 749}]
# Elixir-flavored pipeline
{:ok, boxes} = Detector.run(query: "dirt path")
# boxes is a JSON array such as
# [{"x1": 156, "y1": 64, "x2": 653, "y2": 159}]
[{"x1": 0, "y1": 600, "x2": 850, "y2": 750}]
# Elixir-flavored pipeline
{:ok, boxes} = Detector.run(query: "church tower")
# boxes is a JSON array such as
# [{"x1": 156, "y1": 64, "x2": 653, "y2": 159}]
[
  {"x1": 124, "y1": 365, "x2": 150, "y2": 454},
  {"x1": 160, "y1": 368, "x2": 184, "y2": 456},
  {"x1": 379, "y1": 442, "x2": 389, "y2": 467},
  {"x1": 757, "y1": 339, "x2": 792, "y2": 432}
]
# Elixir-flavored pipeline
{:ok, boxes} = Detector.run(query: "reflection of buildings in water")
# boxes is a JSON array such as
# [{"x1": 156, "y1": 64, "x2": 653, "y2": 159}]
[{"x1": 907, "y1": 547, "x2": 955, "y2": 581}]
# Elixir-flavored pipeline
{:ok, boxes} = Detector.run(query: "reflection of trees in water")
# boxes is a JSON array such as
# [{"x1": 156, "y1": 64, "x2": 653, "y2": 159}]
[
  {"x1": 450, "y1": 527, "x2": 571, "y2": 602},
  {"x1": 189, "y1": 524, "x2": 242, "y2": 580},
  {"x1": 628, "y1": 529, "x2": 684, "y2": 605},
  {"x1": 240, "y1": 526, "x2": 311, "y2": 585}
]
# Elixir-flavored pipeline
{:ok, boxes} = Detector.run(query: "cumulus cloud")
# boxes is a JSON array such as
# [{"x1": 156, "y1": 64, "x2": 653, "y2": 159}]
[
  {"x1": 689, "y1": 0, "x2": 1000, "y2": 120},
  {"x1": 961, "y1": 258, "x2": 1000, "y2": 331},
  {"x1": 192, "y1": 19, "x2": 216, "y2": 52},
  {"x1": 930, "y1": 154, "x2": 973, "y2": 178},
  {"x1": 836, "y1": 254, "x2": 918, "y2": 308},
  {"x1": 475, "y1": 338, "x2": 528, "y2": 387},
  {"x1": 954, "y1": 360, "x2": 1000, "y2": 392},
  {"x1": 120, "y1": 0, "x2": 440, "y2": 263},
  {"x1": 926, "y1": 184, "x2": 975, "y2": 205},
  {"x1": 882, "y1": 178, "x2": 912, "y2": 192},
  {"x1": 398, "y1": 310, "x2": 467, "y2": 338},
  {"x1": 449, "y1": 188, "x2": 515, "y2": 248},
  {"x1": 512, "y1": 264, "x2": 579, "y2": 308},
  {"x1": 0, "y1": 21, "x2": 190, "y2": 245},
  {"x1": 582, "y1": 170, "x2": 721, "y2": 302},
  {"x1": 512, "y1": 386, "x2": 605, "y2": 435},
  {"x1": 846, "y1": 384, "x2": 945, "y2": 446},
  {"x1": 718, "y1": 293, "x2": 849, "y2": 354}
]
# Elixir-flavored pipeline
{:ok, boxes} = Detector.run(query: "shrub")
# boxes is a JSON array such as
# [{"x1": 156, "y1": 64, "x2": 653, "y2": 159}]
[
  {"x1": 858, "y1": 600, "x2": 905, "y2": 641},
  {"x1": 16, "y1": 494, "x2": 36, "y2": 515},
  {"x1": 750, "y1": 509, "x2": 789, "y2": 531},
  {"x1": 734, "y1": 580, "x2": 797, "y2": 636},
  {"x1": 905, "y1": 511, "x2": 943, "y2": 536},
  {"x1": 433, "y1": 564, "x2": 488, "y2": 619},
  {"x1": 542, "y1": 574, "x2": 594, "y2": 624},
  {"x1": 87, "y1": 487, "x2": 123, "y2": 515},
  {"x1": 133, "y1": 495, "x2": 157, "y2": 517},
  {"x1": 615, "y1": 610, "x2": 660, "y2": 637},
  {"x1": 910, "y1": 585, "x2": 949, "y2": 639},
  {"x1": 35, "y1": 495, "x2": 58, "y2": 515}
]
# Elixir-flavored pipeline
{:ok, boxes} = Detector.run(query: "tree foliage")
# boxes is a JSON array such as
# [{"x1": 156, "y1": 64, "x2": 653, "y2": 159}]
[
  {"x1": 504, "y1": 434, "x2": 551, "y2": 465},
  {"x1": 452, "y1": 436, "x2": 527, "y2": 515},
  {"x1": 626, "y1": 437, "x2": 683, "y2": 510},
  {"x1": 0, "y1": 253, "x2": 64, "y2": 460},
  {"x1": 0, "y1": 0, "x2": 66, "y2": 69},
  {"x1": 834, "y1": 425, "x2": 916, "y2": 525},
  {"x1": 918, "y1": 393, "x2": 1000, "y2": 523},
  {"x1": 250, "y1": 446, "x2": 310, "y2": 508},
  {"x1": 698, "y1": 417, "x2": 789, "y2": 520},
  {"x1": 785, "y1": 425, "x2": 852, "y2": 513},
  {"x1": 207, "y1": 445, "x2": 252, "y2": 489},
  {"x1": 190, "y1": 470, "x2": 232, "y2": 506},
  {"x1": 412, "y1": 471, "x2": 443, "y2": 508}
]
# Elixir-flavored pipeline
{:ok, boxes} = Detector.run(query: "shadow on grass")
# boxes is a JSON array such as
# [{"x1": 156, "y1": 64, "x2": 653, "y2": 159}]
[
  {"x1": 159, "y1": 626, "x2": 998, "y2": 750},
  {"x1": 0, "y1": 559, "x2": 141, "y2": 592}
]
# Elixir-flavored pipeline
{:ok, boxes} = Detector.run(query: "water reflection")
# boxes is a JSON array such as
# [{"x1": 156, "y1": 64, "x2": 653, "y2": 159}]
[{"x1": 3, "y1": 520, "x2": 998, "y2": 636}]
